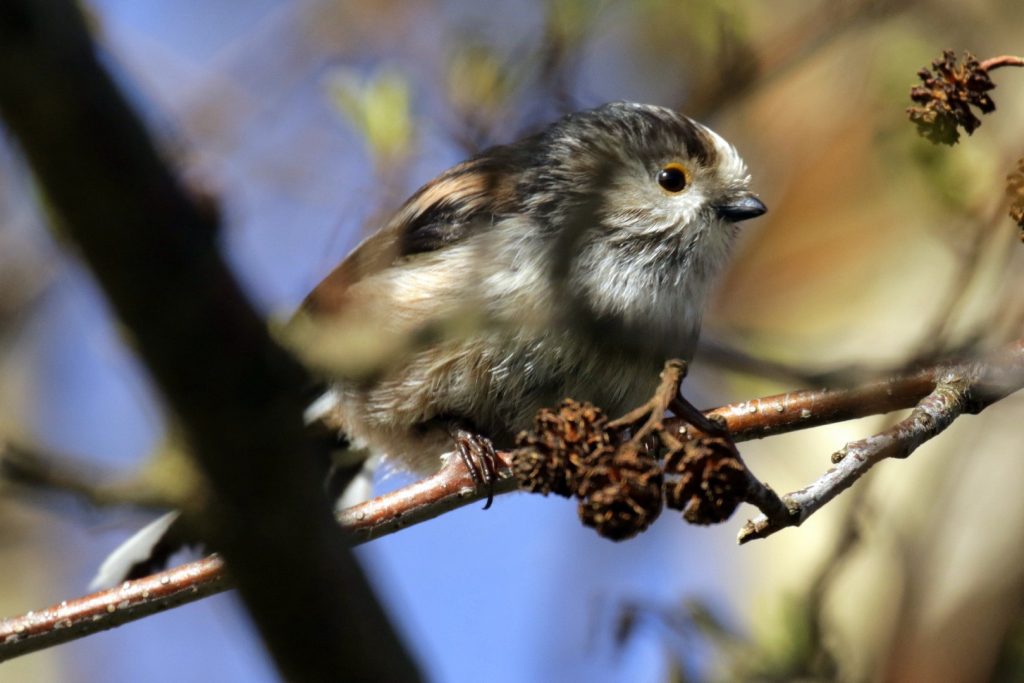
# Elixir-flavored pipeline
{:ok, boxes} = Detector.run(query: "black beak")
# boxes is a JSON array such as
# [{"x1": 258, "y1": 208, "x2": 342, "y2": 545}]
[{"x1": 715, "y1": 194, "x2": 767, "y2": 222}]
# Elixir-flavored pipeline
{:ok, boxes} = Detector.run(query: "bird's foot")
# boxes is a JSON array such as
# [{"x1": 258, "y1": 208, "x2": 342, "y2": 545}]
[
  {"x1": 608, "y1": 359, "x2": 727, "y2": 447},
  {"x1": 448, "y1": 425, "x2": 499, "y2": 510}
]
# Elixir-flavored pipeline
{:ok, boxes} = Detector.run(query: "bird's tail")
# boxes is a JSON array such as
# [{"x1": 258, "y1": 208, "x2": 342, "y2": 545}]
[{"x1": 89, "y1": 511, "x2": 185, "y2": 590}]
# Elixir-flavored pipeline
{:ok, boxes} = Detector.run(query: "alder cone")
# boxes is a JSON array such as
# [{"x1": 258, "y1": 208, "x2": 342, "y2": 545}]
[
  {"x1": 908, "y1": 49, "x2": 996, "y2": 145},
  {"x1": 511, "y1": 399, "x2": 613, "y2": 497},
  {"x1": 664, "y1": 435, "x2": 747, "y2": 525},
  {"x1": 577, "y1": 442, "x2": 663, "y2": 540}
]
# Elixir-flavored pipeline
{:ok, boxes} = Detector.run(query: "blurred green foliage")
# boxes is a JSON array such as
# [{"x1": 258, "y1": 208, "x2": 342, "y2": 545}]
[{"x1": 325, "y1": 66, "x2": 415, "y2": 165}]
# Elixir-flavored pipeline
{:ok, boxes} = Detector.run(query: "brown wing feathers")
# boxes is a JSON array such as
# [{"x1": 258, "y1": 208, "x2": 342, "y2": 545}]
[{"x1": 300, "y1": 146, "x2": 526, "y2": 316}]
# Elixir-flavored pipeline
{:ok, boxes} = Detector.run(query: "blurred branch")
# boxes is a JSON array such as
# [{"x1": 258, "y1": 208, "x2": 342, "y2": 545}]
[
  {"x1": 698, "y1": 332, "x2": 1002, "y2": 390},
  {"x1": 696, "y1": 338, "x2": 860, "y2": 387},
  {"x1": 0, "y1": 1, "x2": 420, "y2": 680},
  {"x1": 686, "y1": 0, "x2": 912, "y2": 118},
  {"x1": 913, "y1": 196, "x2": 1015, "y2": 359},
  {"x1": 7, "y1": 339, "x2": 1024, "y2": 657},
  {"x1": 0, "y1": 442, "x2": 180, "y2": 510}
]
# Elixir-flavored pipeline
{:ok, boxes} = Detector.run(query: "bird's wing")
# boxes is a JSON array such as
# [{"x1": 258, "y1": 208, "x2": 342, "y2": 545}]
[{"x1": 299, "y1": 146, "x2": 526, "y2": 317}]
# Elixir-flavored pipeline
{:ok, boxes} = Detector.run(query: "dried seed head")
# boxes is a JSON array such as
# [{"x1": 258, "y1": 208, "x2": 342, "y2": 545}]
[
  {"x1": 664, "y1": 436, "x2": 748, "y2": 525},
  {"x1": 907, "y1": 50, "x2": 996, "y2": 145},
  {"x1": 577, "y1": 442, "x2": 664, "y2": 540},
  {"x1": 511, "y1": 399, "x2": 613, "y2": 497},
  {"x1": 1008, "y1": 158, "x2": 1024, "y2": 239}
]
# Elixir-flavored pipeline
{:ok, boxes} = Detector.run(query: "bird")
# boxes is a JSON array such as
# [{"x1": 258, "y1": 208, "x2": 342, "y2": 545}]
[
  {"x1": 91, "y1": 101, "x2": 765, "y2": 588},
  {"x1": 293, "y1": 101, "x2": 765, "y2": 480}
]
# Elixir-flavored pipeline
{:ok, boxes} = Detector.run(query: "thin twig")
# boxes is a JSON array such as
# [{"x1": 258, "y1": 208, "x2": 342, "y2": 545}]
[
  {"x1": 741, "y1": 471, "x2": 793, "y2": 531},
  {"x1": 981, "y1": 55, "x2": 1024, "y2": 72},
  {"x1": 0, "y1": 443, "x2": 187, "y2": 511}
]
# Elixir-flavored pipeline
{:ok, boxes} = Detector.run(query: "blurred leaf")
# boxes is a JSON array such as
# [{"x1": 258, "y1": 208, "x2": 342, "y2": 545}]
[
  {"x1": 633, "y1": 0, "x2": 747, "y2": 55},
  {"x1": 545, "y1": 0, "x2": 604, "y2": 47},
  {"x1": 325, "y1": 66, "x2": 415, "y2": 164},
  {"x1": 691, "y1": 593, "x2": 836, "y2": 682},
  {"x1": 446, "y1": 44, "x2": 513, "y2": 119}
]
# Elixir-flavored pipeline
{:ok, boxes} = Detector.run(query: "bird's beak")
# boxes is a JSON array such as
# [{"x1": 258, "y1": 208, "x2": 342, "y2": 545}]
[{"x1": 715, "y1": 193, "x2": 767, "y2": 222}]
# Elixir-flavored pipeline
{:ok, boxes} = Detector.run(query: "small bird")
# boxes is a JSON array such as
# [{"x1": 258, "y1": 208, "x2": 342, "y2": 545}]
[
  {"x1": 92, "y1": 101, "x2": 764, "y2": 587},
  {"x1": 295, "y1": 101, "x2": 765, "y2": 481}
]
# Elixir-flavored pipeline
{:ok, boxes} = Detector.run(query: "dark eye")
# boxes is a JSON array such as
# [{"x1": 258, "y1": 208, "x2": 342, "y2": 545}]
[{"x1": 657, "y1": 163, "x2": 689, "y2": 193}]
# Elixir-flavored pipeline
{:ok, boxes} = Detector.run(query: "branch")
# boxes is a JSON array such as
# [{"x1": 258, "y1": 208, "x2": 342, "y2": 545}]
[
  {"x1": 0, "y1": 442, "x2": 184, "y2": 510},
  {"x1": 0, "y1": 1, "x2": 419, "y2": 680},
  {"x1": 980, "y1": 55, "x2": 1024, "y2": 71},
  {"x1": 6, "y1": 339, "x2": 1023, "y2": 659},
  {"x1": 0, "y1": 458, "x2": 515, "y2": 660},
  {"x1": 738, "y1": 340, "x2": 1024, "y2": 543},
  {"x1": 0, "y1": 557, "x2": 229, "y2": 660}
]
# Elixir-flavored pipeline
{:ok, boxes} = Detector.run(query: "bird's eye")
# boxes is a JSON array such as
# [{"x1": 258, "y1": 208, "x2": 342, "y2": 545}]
[{"x1": 657, "y1": 163, "x2": 689, "y2": 193}]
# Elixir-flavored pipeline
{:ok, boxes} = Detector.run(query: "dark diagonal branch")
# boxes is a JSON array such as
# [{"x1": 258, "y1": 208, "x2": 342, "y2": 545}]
[
  {"x1": 0, "y1": 1, "x2": 419, "y2": 680},
  {"x1": 5, "y1": 339, "x2": 1023, "y2": 659}
]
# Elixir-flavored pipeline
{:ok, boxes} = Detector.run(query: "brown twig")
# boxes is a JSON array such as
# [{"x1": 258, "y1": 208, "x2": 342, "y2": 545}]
[
  {"x1": 704, "y1": 368, "x2": 936, "y2": 439},
  {"x1": 336, "y1": 456, "x2": 518, "y2": 542},
  {"x1": 5, "y1": 338, "x2": 1023, "y2": 659},
  {"x1": 0, "y1": 457, "x2": 514, "y2": 660},
  {"x1": 0, "y1": 557, "x2": 229, "y2": 660},
  {"x1": 980, "y1": 55, "x2": 1024, "y2": 72}
]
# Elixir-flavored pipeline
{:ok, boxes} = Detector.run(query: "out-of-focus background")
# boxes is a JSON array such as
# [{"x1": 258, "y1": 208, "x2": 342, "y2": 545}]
[{"x1": 2, "y1": 1, "x2": 1024, "y2": 681}]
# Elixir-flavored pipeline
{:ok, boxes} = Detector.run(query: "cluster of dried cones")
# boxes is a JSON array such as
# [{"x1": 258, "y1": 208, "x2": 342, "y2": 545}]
[
  {"x1": 907, "y1": 50, "x2": 996, "y2": 146},
  {"x1": 511, "y1": 398, "x2": 749, "y2": 541}
]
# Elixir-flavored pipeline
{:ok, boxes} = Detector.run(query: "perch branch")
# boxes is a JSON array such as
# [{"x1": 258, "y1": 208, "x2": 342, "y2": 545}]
[
  {"x1": 5, "y1": 338, "x2": 1023, "y2": 659},
  {"x1": 0, "y1": 458, "x2": 515, "y2": 660}
]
